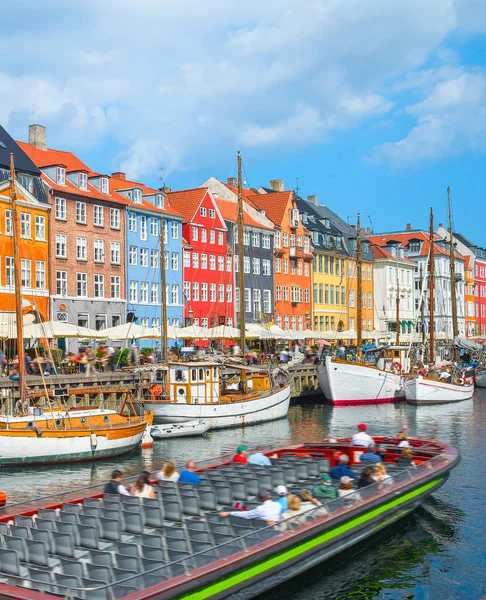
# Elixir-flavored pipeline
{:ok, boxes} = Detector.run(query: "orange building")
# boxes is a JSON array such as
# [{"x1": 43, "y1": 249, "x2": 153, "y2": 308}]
[
  {"x1": 250, "y1": 183, "x2": 312, "y2": 331},
  {"x1": 0, "y1": 178, "x2": 50, "y2": 322},
  {"x1": 464, "y1": 256, "x2": 477, "y2": 337},
  {"x1": 346, "y1": 253, "x2": 375, "y2": 335}
]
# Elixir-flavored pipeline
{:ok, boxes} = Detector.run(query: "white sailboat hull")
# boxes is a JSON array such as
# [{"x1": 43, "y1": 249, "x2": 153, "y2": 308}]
[
  {"x1": 318, "y1": 356, "x2": 404, "y2": 406},
  {"x1": 404, "y1": 376, "x2": 474, "y2": 405},
  {"x1": 474, "y1": 369, "x2": 486, "y2": 388},
  {"x1": 144, "y1": 384, "x2": 291, "y2": 429}
]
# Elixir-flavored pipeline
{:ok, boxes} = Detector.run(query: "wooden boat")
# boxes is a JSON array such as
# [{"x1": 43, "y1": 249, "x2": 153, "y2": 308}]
[
  {"x1": 0, "y1": 435, "x2": 459, "y2": 599},
  {"x1": 0, "y1": 155, "x2": 153, "y2": 465},
  {"x1": 150, "y1": 419, "x2": 211, "y2": 439},
  {"x1": 317, "y1": 214, "x2": 405, "y2": 405},
  {"x1": 404, "y1": 374, "x2": 474, "y2": 405},
  {"x1": 475, "y1": 368, "x2": 486, "y2": 387}
]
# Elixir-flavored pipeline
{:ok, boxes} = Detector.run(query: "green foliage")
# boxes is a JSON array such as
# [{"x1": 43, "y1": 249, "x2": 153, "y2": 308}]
[
  {"x1": 140, "y1": 347, "x2": 154, "y2": 359},
  {"x1": 116, "y1": 348, "x2": 129, "y2": 367},
  {"x1": 50, "y1": 348, "x2": 63, "y2": 366}
]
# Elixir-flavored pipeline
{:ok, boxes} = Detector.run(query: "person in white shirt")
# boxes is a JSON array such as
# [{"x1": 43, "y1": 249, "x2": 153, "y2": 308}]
[
  {"x1": 220, "y1": 489, "x2": 282, "y2": 525},
  {"x1": 397, "y1": 431, "x2": 409, "y2": 448},
  {"x1": 351, "y1": 423, "x2": 374, "y2": 447}
]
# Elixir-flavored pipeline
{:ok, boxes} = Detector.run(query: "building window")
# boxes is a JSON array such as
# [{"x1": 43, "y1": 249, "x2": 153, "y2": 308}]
[
  {"x1": 150, "y1": 217, "x2": 159, "y2": 236},
  {"x1": 171, "y1": 221, "x2": 179, "y2": 239},
  {"x1": 283, "y1": 286, "x2": 289, "y2": 301},
  {"x1": 140, "y1": 282, "x2": 149, "y2": 303},
  {"x1": 151, "y1": 283, "x2": 159, "y2": 304},
  {"x1": 76, "y1": 237, "x2": 87, "y2": 261},
  {"x1": 252, "y1": 258, "x2": 260, "y2": 274},
  {"x1": 95, "y1": 314, "x2": 107, "y2": 331},
  {"x1": 209, "y1": 209, "x2": 215, "y2": 219},
  {"x1": 262, "y1": 234, "x2": 270, "y2": 249},
  {"x1": 93, "y1": 205, "x2": 104, "y2": 226},
  {"x1": 201, "y1": 228, "x2": 207, "y2": 243},
  {"x1": 18, "y1": 173, "x2": 33, "y2": 192},
  {"x1": 290, "y1": 234, "x2": 295, "y2": 248},
  {"x1": 218, "y1": 231, "x2": 223, "y2": 245},
  {"x1": 304, "y1": 288, "x2": 310, "y2": 303},
  {"x1": 56, "y1": 270, "x2": 67, "y2": 295},
  {"x1": 243, "y1": 288, "x2": 251, "y2": 313},
  {"x1": 56, "y1": 234, "x2": 67, "y2": 258},
  {"x1": 129, "y1": 281, "x2": 138, "y2": 302},
  {"x1": 200, "y1": 207, "x2": 207, "y2": 217},
  {"x1": 94, "y1": 239, "x2": 105, "y2": 263},
  {"x1": 151, "y1": 317, "x2": 160, "y2": 328},
  {"x1": 283, "y1": 259, "x2": 289, "y2": 274},
  {"x1": 78, "y1": 172, "x2": 87, "y2": 190},
  {"x1": 201, "y1": 317, "x2": 208, "y2": 328},
  {"x1": 243, "y1": 230, "x2": 250, "y2": 246},
  {"x1": 262, "y1": 259, "x2": 271, "y2": 276},
  {"x1": 192, "y1": 282, "x2": 200, "y2": 301},
  {"x1": 151, "y1": 249, "x2": 159, "y2": 268},
  {"x1": 162, "y1": 220, "x2": 168, "y2": 244},
  {"x1": 20, "y1": 213, "x2": 31, "y2": 238},
  {"x1": 164, "y1": 251, "x2": 168, "y2": 270},
  {"x1": 75, "y1": 201, "x2": 87, "y2": 224},
  {"x1": 297, "y1": 261, "x2": 302, "y2": 276},
  {"x1": 129, "y1": 246, "x2": 137, "y2": 265},
  {"x1": 201, "y1": 282, "x2": 208, "y2": 301},
  {"x1": 276, "y1": 258, "x2": 281, "y2": 274},
  {"x1": 77, "y1": 272, "x2": 87, "y2": 297},
  {"x1": 209, "y1": 255, "x2": 216, "y2": 270},
  {"x1": 35, "y1": 215, "x2": 45, "y2": 241},
  {"x1": 140, "y1": 215, "x2": 147, "y2": 240},
  {"x1": 218, "y1": 284, "x2": 224, "y2": 303},
  {"x1": 78, "y1": 314, "x2": 89, "y2": 328},
  {"x1": 128, "y1": 213, "x2": 137, "y2": 231},
  {"x1": 140, "y1": 248, "x2": 148, "y2": 267},
  {"x1": 133, "y1": 189, "x2": 142, "y2": 204},
  {"x1": 184, "y1": 281, "x2": 191, "y2": 302},
  {"x1": 55, "y1": 197, "x2": 66, "y2": 221},
  {"x1": 226, "y1": 285, "x2": 232, "y2": 303},
  {"x1": 110, "y1": 242, "x2": 120, "y2": 264},
  {"x1": 171, "y1": 284, "x2": 179, "y2": 305},
  {"x1": 244, "y1": 256, "x2": 250, "y2": 273},
  {"x1": 282, "y1": 233, "x2": 289, "y2": 247},
  {"x1": 304, "y1": 262, "x2": 309, "y2": 277},
  {"x1": 56, "y1": 167, "x2": 65, "y2": 185},
  {"x1": 210, "y1": 230, "x2": 215, "y2": 244},
  {"x1": 192, "y1": 253, "x2": 199, "y2": 269},
  {"x1": 201, "y1": 254, "x2": 208, "y2": 269},
  {"x1": 140, "y1": 317, "x2": 149, "y2": 327},
  {"x1": 226, "y1": 256, "x2": 232, "y2": 272},
  {"x1": 111, "y1": 276, "x2": 121, "y2": 299},
  {"x1": 5, "y1": 256, "x2": 14, "y2": 286},
  {"x1": 253, "y1": 289, "x2": 261, "y2": 316},
  {"x1": 94, "y1": 274, "x2": 104, "y2": 298},
  {"x1": 110, "y1": 208, "x2": 120, "y2": 229},
  {"x1": 192, "y1": 226, "x2": 198, "y2": 242},
  {"x1": 5, "y1": 210, "x2": 13, "y2": 235},
  {"x1": 101, "y1": 177, "x2": 109, "y2": 194},
  {"x1": 218, "y1": 256, "x2": 224, "y2": 271},
  {"x1": 263, "y1": 290, "x2": 271, "y2": 313},
  {"x1": 368, "y1": 292, "x2": 372, "y2": 309},
  {"x1": 276, "y1": 285, "x2": 282, "y2": 301},
  {"x1": 20, "y1": 259, "x2": 31, "y2": 287},
  {"x1": 171, "y1": 253, "x2": 179, "y2": 270},
  {"x1": 210, "y1": 283, "x2": 216, "y2": 302},
  {"x1": 56, "y1": 311, "x2": 68, "y2": 322}
]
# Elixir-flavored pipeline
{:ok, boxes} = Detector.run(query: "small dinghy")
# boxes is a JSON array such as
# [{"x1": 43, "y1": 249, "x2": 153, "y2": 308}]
[{"x1": 150, "y1": 419, "x2": 211, "y2": 439}]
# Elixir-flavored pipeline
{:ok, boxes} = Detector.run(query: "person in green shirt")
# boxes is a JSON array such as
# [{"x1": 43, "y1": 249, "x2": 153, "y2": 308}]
[{"x1": 313, "y1": 473, "x2": 338, "y2": 500}]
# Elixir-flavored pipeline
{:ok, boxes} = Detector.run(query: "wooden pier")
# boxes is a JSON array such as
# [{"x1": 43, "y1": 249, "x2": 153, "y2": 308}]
[{"x1": 287, "y1": 363, "x2": 324, "y2": 401}]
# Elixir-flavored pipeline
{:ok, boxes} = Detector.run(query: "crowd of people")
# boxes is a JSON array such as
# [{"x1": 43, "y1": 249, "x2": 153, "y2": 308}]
[{"x1": 103, "y1": 424, "x2": 415, "y2": 531}]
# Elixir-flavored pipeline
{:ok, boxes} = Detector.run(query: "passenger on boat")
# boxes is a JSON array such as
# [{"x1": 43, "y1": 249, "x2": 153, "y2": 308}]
[
  {"x1": 360, "y1": 444, "x2": 382, "y2": 464},
  {"x1": 372, "y1": 463, "x2": 392, "y2": 485},
  {"x1": 220, "y1": 489, "x2": 282, "y2": 525},
  {"x1": 232, "y1": 446, "x2": 249, "y2": 464},
  {"x1": 157, "y1": 461, "x2": 180, "y2": 483},
  {"x1": 395, "y1": 447, "x2": 416, "y2": 467},
  {"x1": 299, "y1": 489, "x2": 321, "y2": 511},
  {"x1": 178, "y1": 461, "x2": 202, "y2": 485},
  {"x1": 338, "y1": 476, "x2": 355, "y2": 497},
  {"x1": 274, "y1": 485, "x2": 288, "y2": 511},
  {"x1": 281, "y1": 495, "x2": 308, "y2": 528},
  {"x1": 104, "y1": 470, "x2": 130, "y2": 496},
  {"x1": 397, "y1": 432, "x2": 410, "y2": 448},
  {"x1": 248, "y1": 446, "x2": 272, "y2": 466},
  {"x1": 132, "y1": 472, "x2": 155, "y2": 499},
  {"x1": 357, "y1": 467, "x2": 375, "y2": 488},
  {"x1": 313, "y1": 473, "x2": 338, "y2": 500},
  {"x1": 351, "y1": 423, "x2": 374, "y2": 447},
  {"x1": 330, "y1": 455, "x2": 357, "y2": 480}
]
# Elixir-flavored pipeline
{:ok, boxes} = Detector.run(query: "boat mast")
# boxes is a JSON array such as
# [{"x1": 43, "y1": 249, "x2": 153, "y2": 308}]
[
  {"x1": 237, "y1": 151, "x2": 246, "y2": 356},
  {"x1": 447, "y1": 186, "x2": 459, "y2": 360},
  {"x1": 9, "y1": 154, "x2": 26, "y2": 398},
  {"x1": 159, "y1": 218, "x2": 168, "y2": 362},
  {"x1": 356, "y1": 213, "x2": 362, "y2": 359},
  {"x1": 428, "y1": 207, "x2": 435, "y2": 364}
]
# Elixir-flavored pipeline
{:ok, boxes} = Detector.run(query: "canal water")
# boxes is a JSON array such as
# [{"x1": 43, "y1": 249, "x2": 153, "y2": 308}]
[{"x1": 1, "y1": 390, "x2": 485, "y2": 599}]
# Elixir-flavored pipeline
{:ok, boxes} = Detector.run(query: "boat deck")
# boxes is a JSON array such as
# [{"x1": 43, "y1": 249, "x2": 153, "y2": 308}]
[{"x1": 0, "y1": 439, "x2": 458, "y2": 599}]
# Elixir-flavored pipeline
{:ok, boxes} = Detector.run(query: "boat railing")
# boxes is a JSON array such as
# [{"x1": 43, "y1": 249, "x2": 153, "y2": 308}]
[{"x1": 0, "y1": 452, "x2": 456, "y2": 598}]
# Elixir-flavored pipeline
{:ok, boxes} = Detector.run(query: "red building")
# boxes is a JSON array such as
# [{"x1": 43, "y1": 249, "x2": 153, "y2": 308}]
[
  {"x1": 475, "y1": 257, "x2": 486, "y2": 335},
  {"x1": 168, "y1": 188, "x2": 234, "y2": 328}
]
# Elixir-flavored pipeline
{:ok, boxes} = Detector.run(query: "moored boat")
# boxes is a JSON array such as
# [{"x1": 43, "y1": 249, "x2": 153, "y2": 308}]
[
  {"x1": 0, "y1": 435, "x2": 459, "y2": 599},
  {"x1": 475, "y1": 368, "x2": 486, "y2": 388},
  {"x1": 404, "y1": 375, "x2": 474, "y2": 405},
  {"x1": 150, "y1": 419, "x2": 211, "y2": 439}
]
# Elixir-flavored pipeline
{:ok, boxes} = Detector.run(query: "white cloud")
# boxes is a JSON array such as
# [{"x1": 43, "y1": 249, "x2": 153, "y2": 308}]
[{"x1": 340, "y1": 94, "x2": 394, "y2": 118}]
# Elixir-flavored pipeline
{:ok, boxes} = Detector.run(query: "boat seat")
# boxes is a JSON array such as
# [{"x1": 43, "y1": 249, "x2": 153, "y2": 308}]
[
  {"x1": 162, "y1": 492, "x2": 180, "y2": 504},
  {"x1": 79, "y1": 514, "x2": 100, "y2": 529},
  {"x1": 59, "y1": 510, "x2": 81, "y2": 525},
  {"x1": 240, "y1": 476, "x2": 260, "y2": 496},
  {"x1": 55, "y1": 520, "x2": 80, "y2": 545},
  {"x1": 25, "y1": 538, "x2": 60, "y2": 568},
  {"x1": 52, "y1": 531, "x2": 88, "y2": 559},
  {"x1": 31, "y1": 528, "x2": 55, "y2": 553},
  {"x1": 139, "y1": 533, "x2": 165, "y2": 548},
  {"x1": 207, "y1": 522, "x2": 233, "y2": 536},
  {"x1": 82, "y1": 505, "x2": 102, "y2": 518},
  {"x1": 226, "y1": 480, "x2": 248, "y2": 501},
  {"x1": 9, "y1": 524, "x2": 31, "y2": 540},
  {"x1": 141, "y1": 556, "x2": 167, "y2": 572},
  {"x1": 62, "y1": 503, "x2": 83, "y2": 515},
  {"x1": 180, "y1": 494, "x2": 201, "y2": 517},
  {"x1": 116, "y1": 553, "x2": 142, "y2": 573},
  {"x1": 101, "y1": 507, "x2": 123, "y2": 522},
  {"x1": 178, "y1": 482, "x2": 196, "y2": 491},
  {"x1": 164, "y1": 500, "x2": 183, "y2": 523},
  {"x1": 141, "y1": 545, "x2": 165, "y2": 562},
  {"x1": 35, "y1": 517, "x2": 56, "y2": 532},
  {"x1": 37, "y1": 508, "x2": 57, "y2": 521},
  {"x1": 187, "y1": 529, "x2": 213, "y2": 544},
  {"x1": 252, "y1": 472, "x2": 273, "y2": 490},
  {"x1": 113, "y1": 541, "x2": 141, "y2": 558},
  {"x1": 88, "y1": 549, "x2": 116, "y2": 567},
  {"x1": 26, "y1": 567, "x2": 53, "y2": 593},
  {"x1": 267, "y1": 468, "x2": 285, "y2": 487},
  {"x1": 212, "y1": 533, "x2": 246, "y2": 554},
  {"x1": 53, "y1": 572, "x2": 84, "y2": 599},
  {"x1": 212, "y1": 484, "x2": 232, "y2": 506},
  {"x1": 317, "y1": 458, "x2": 330, "y2": 472},
  {"x1": 103, "y1": 494, "x2": 121, "y2": 505},
  {"x1": 191, "y1": 550, "x2": 219, "y2": 569},
  {"x1": 0, "y1": 523, "x2": 10, "y2": 536},
  {"x1": 0, "y1": 547, "x2": 28, "y2": 577},
  {"x1": 166, "y1": 547, "x2": 192, "y2": 563},
  {"x1": 100, "y1": 517, "x2": 133, "y2": 543},
  {"x1": 59, "y1": 557, "x2": 86, "y2": 578},
  {"x1": 196, "y1": 488, "x2": 218, "y2": 511},
  {"x1": 164, "y1": 526, "x2": 186, "y2": 540},
  {"x1": 77, "y1": 524, "x2": 112, "y2": 551},
  {"x1": 165, "y1": 536, "x2": 191, "y2": 553},
  {"x1": 121, "y1": 495, "x2": 142, "y2": 508},
  {"x1": 83, "y1": 498, "x2": 103, "y2": 509},
  {"x1": 122, "y1": 509, "x2": 154, "y2": 536},
  {"x1": 85, "y1": 562, "x2": 114, "y2": 584},
  {"x1": 186, "y1": 520, "x2": 210, "y2": 532},
  {"x1": 14, "y1": 515, "x2": 34, "y2": 528},
  {"x1": 4, "y1": 535, "x2": 27, "y2": 561},
  {"x1": 142, "y1": 498, "x2": 165, "y2": 528}
]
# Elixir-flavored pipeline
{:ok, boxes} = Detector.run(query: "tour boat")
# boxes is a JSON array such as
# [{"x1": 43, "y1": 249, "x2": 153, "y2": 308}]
[{"x1": 0, "y1": 435, "x2": 459, "y2": 599}]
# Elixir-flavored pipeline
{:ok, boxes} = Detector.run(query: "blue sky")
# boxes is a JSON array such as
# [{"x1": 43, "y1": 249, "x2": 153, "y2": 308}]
[{"x1": 2, "y1": 0, "x2": 486, "y2": 242}]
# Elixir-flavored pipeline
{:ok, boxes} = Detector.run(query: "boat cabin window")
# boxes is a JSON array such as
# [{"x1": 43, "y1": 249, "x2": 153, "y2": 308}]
[
  {"x1": 199, "y1": 368, "x2": 204, "y2": 381},
  {"x1": 175, "y1": 369, "x2": 185, "y2": 382},
  {"x1": 206, "y1": 369, "x2": 210, "y2": 377},
  {"x1": 191, "y1": 368, "x2": 197, "y2": 382},
  {"x1": 213, "y1": 367, "x2": 218, "y2": 378}
]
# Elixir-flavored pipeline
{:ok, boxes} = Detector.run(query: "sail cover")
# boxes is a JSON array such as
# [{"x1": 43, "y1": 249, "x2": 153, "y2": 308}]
[{"x1": 452, "y1": 336, "x2": 484, "y2": 351}]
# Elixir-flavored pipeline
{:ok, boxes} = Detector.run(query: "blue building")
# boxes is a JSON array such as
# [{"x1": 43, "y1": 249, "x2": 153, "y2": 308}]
[{"x1": 110, "y1": 173, "x2": 183, "y2": 347}]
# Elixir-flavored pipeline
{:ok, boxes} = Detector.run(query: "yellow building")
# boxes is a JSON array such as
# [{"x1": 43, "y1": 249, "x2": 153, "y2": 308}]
[
  {"x1": 312, "y1": 250, "x2": 348, "y2": 334},
  {"x1": 346, "y1": 255, "x2": 374, "y2": 336}
]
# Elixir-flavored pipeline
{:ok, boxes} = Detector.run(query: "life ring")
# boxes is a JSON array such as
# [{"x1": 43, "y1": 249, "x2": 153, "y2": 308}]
[
  {"x1": 392, "y1": 362, "x2": 402, "y2": 374},
  {"x1": 0, "y1": 491, "x2": 8, "y2": 507},
  {"x1": 150, "y1": 384, "x2": 163, "y2": 400}
]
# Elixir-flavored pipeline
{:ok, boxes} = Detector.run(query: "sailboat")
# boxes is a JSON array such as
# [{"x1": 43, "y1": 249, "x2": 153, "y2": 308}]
[
  {"x1": 317, "y1": 214, "x2": 406, "y2": 406},
  {"x1": 404, "y1": 197, "x2": 474, "y2": 405},
  {"x1": 142, "y1": 152, "x2": 291, "y2": 427},
  {"x1": 0, "y1": 154, "x2": 153, "y2": 466}
]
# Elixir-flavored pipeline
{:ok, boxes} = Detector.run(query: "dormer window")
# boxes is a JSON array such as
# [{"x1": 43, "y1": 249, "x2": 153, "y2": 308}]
[
  {"x1": 79, "y1": 173, "x2": 87, "y2": 190},
  {"x1": 56, "y1": 167, "x2": 65, "y2": 185},
  {"x1": 156, "y1": 194, "x2": 165, "y2": 209},
  {"x1": 101, "y1": 177, "x2": 109, "y2": 195},
  {"x1": 133, "y1": 189, "x2": 142, "y2": 204},
  {"x1": 409, "y1": 241, "x2": 421, "y2": 254}
]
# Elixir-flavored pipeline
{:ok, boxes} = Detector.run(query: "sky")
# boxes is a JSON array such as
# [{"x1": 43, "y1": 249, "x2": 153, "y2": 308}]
[{"x1": 1, "y1": 0, "x2": 486, "y2": 242}]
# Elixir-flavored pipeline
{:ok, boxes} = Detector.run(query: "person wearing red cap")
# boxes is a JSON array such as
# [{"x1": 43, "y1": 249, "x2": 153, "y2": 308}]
[{"x1": 351, "y1": 423, "x2": 374, "y2": 447}]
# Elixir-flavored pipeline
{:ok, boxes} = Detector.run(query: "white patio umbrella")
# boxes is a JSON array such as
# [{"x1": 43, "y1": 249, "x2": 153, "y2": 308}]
[
  {"x1": 266, "y1": 325, "x2": 293, "y2": 340},
  {"x1": 176, "y1": 325, "x2": 209, "y2": 339},
  {"x1": 101, "y1": 322, "x2": 158, "y2": 340},
  {"x1": 206, "y1": 325, "x2": 241, "y2": 339},
  {"x1": 152, "y1": 324, "x2": 183, "y2": 340},
  {"x1": 245, "y1": 323, "x2": 274, "y2": 340},
  {"x1": 22, "y1": 321, "x2": 102, "y2": 339}
]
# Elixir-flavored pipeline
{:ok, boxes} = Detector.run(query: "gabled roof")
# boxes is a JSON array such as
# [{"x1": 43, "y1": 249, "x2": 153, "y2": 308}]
[
  {"x1": 368, "y1": 231, "x2": 465, "y2": 260},
  {"x1": 214, "y1": 197, "x2": 274, "y2": 230},
  {"x1": 0, "y1": 126, "x2": 41, "y2": 175},
  {"x1": 248, "y1": 190, "x2": 293, "y2": 225},
  {"x1": 109, "y1": 176, "x2": 182, "y2": 218},
  {"x1": 370, "y1": 244, "x2": 416, "y2": 265},
  {"x1": 168, "y1": 187, "x2": 215, "y2": 223}
]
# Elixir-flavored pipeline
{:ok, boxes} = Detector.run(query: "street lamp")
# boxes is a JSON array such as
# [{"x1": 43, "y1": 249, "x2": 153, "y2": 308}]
[{"x1": 186, "y1": 307, "x2": 194, "y2": 327}]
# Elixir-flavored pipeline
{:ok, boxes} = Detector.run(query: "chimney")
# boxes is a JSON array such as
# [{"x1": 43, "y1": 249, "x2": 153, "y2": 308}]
[
  {"x1": 438, "y1": 223, "x2": 443, "y2": 228},
  {"x1": 270, "y1": 179, "x2": 284, "y2": 192},
  {"x1": 307, "y1": 195, "x2": 318, "y2": 205},
  {"x1": 112, "y1": 172, "x2": 126, "y2": 180},
  {"x1": 405, "y1": 223, "x2": 412, "y2": 231},
  {"x1": 159, "y1": 186, "x2": 171, "y2": 193},
  {"x1": 29, "y1": 124, "x2": 46, "y2": 150},
  {"x1": 226, "y1": 177, "x2": 237, "y2": 188}
]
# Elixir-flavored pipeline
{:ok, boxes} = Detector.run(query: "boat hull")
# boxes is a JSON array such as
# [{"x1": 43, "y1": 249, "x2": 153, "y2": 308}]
[
  {"x1": 150, "y1": 420, "x2": 211, "y2": 439},
  {"x1": 404, "y1": 376, "x2": 474, "y2": 405},
  {"x1": 143, "y1": 384, "x2": 291, "y2": 428},
  {"x1": 475, "y1": 369, "x2": 486, "y2": 388},
  {"x1": 318, "y1": 356, "x2": 404, "y2": 406}
]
